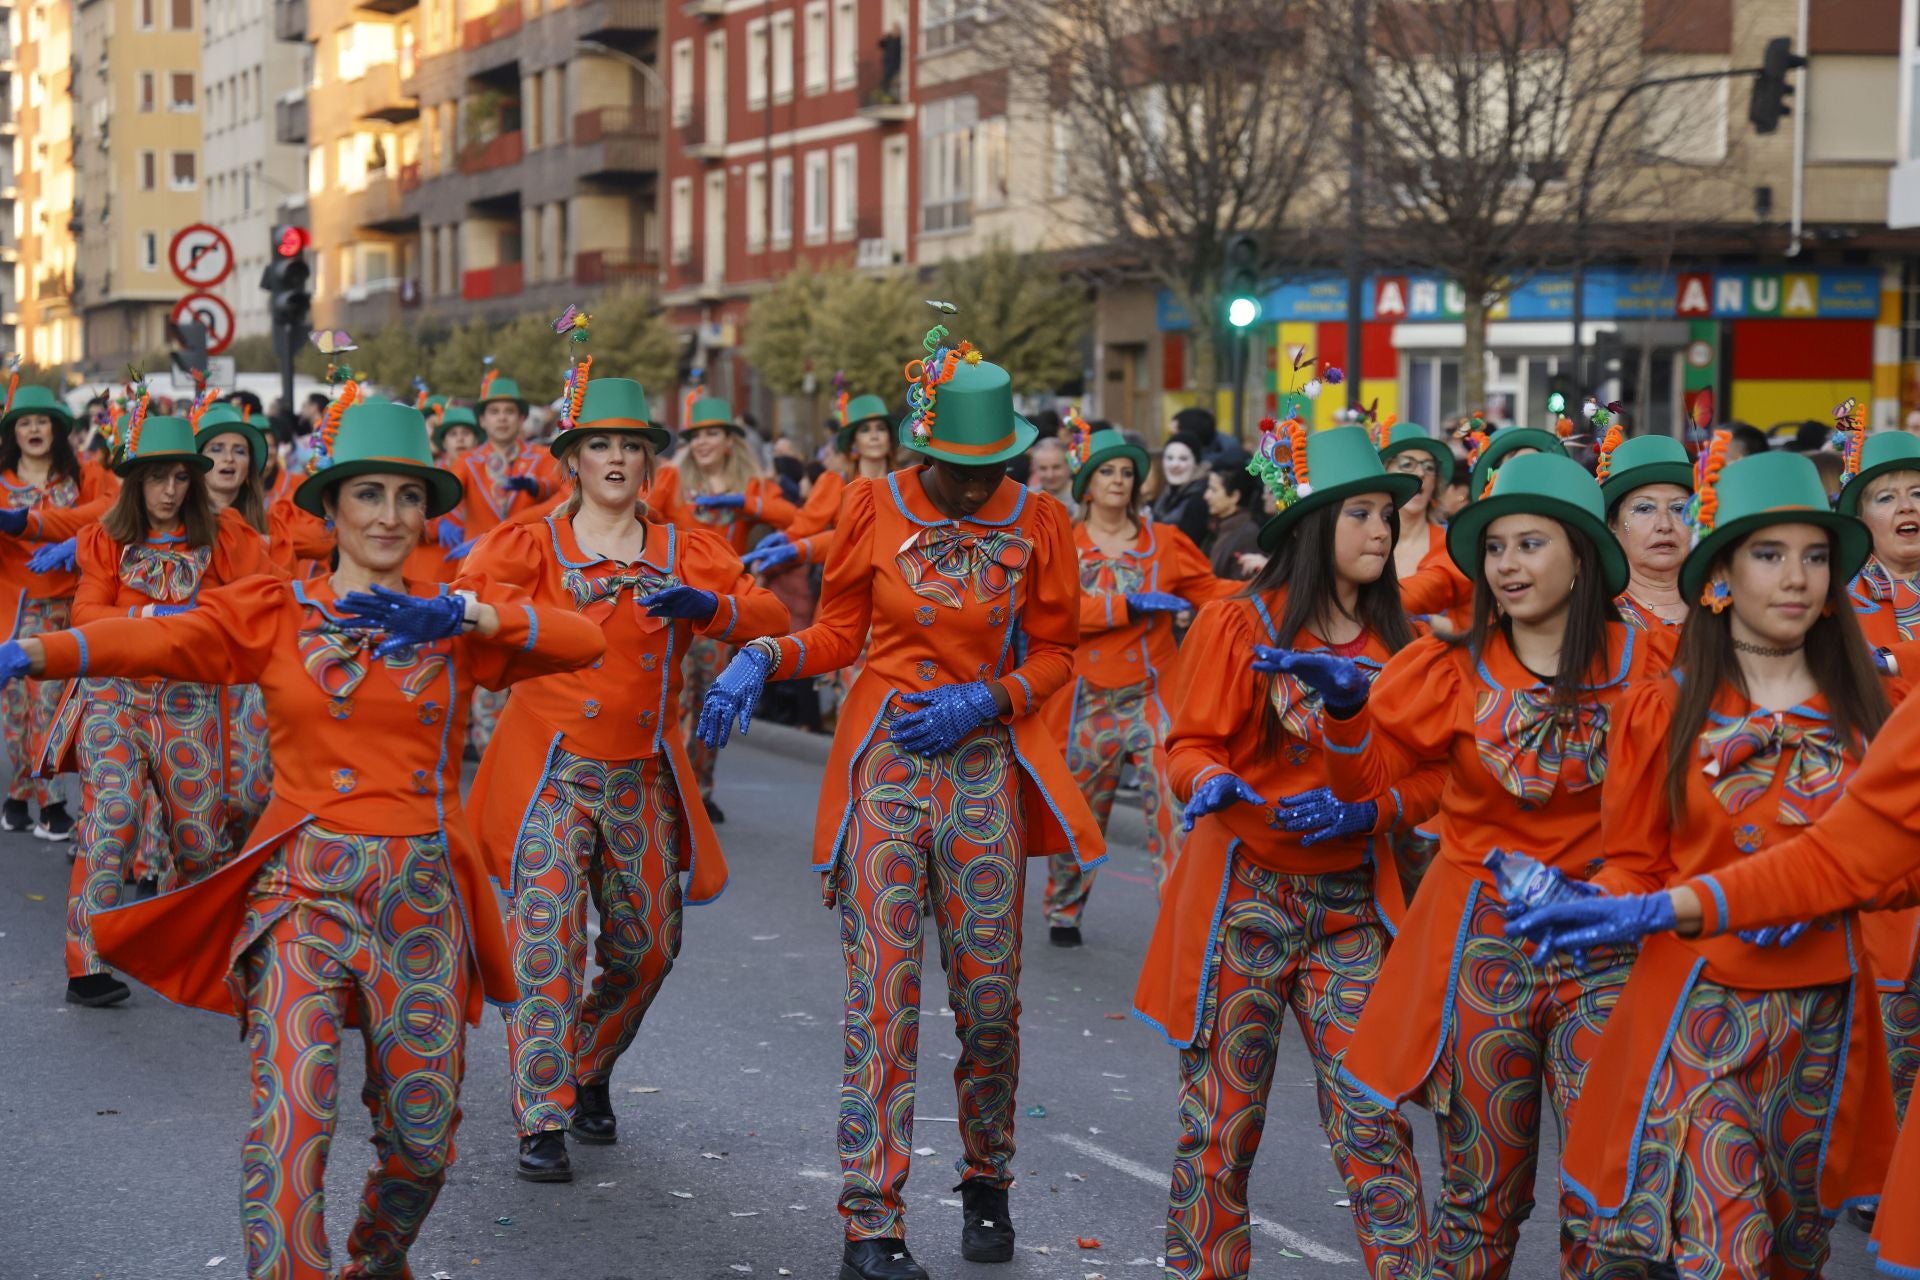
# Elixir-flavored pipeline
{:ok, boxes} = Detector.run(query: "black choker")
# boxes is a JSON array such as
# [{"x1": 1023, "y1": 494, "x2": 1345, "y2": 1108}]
[{"x1": 1733, "y1": 639, "x2": 1803, "y2": 658}]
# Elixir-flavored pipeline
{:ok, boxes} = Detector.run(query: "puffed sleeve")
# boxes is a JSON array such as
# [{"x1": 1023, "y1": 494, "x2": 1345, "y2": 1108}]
[
  {"x1": 1321, "y1": 634, "x2": 1462, "y2": 802},
  {"x1": 1399, "y1": 555, "x2": 1472, "y2": 617},
  {"x1": 460, "y1": 576, "x2": 607, "y2": 691},
  {"x1": 764, "y1": 478, "x2": 878, "y2": 680},
  {"x1": 1164, "y1": 599, "x2": 1259, "y2": 801},
  {"x1": 1592, "y1": 678, "x2": 1680, "y2": 896},
  {"x1": 785, "y1": 471, "x2": 845, "y2": 541},
  {"x1": 458, "y1": 517, "x2": 545, "y2": 592},
  {"x1": 214, "y1": 506, "x2": 285, "y2": 582},
  {"x1": 269, "y1": 498, "x2": 334, "y2": 570},
  {"x1": 678, "y1": 524, "x2": 791, "y2": 643},
  {"x1": 69, "y1": 524, "x2": 127, "y2": 625},
  {"x1": 994, "y1": 493, "x2": 1079, "y2": 717},
  {"x1": 38, "y1": 574, "x2": 283, "y2": 685}
]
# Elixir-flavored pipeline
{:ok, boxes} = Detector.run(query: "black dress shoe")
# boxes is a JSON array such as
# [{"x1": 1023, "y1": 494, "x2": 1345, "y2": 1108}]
[
  {"x1": 840, "y1": 1238, "x2": 929, "y2": 1280},
  {"x1": 66, "y1": 973, "x2": 130, "y2": 1007},
  {"x1": 34, "y1": 801, "x2": 73, "y2": 842},
  {"x1": 1048, "y1": 925, "x2": 1083, "y2": 948},
  {"x1": 516, "y1": 1131, "x2": 573, "y2": 1182},
  {"x1": 704, "y1": 796, "x2": 726, "y2": 825},
  {"x1": 1, "y1": 798, "x2": 29, "y2": 831},
  {"x1": 571, "y1": 1081, "x2": 616, "y2": 1145},
  {"x1": 958, "y1": 1178, "x2": 1015, "y2": 1262}
]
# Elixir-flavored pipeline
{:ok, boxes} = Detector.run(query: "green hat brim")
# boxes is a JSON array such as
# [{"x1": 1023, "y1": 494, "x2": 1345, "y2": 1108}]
[
  {"x1": 1070, "y1": 442, "x2": 1151, "y2": 503},
  {"x1": 1, "y1": 403, "x2": 74, "y2": 433},
  {"x1": 1447, "y1": 491, "x2": 1629, "y2": 597},
  {"x1": 688, "y1": 419, "x2": 746, "y2": 437},
  {"x1": 836, "y1": 413, "x2": 891, "y2": 455},
  {"x1": 478, "y1": 395, "x2": 530, "y2": 414},
  {"x1": 1600, "y1": 462, "x2": 1695, "y2": 515},
  {"x1": 197, "y1": 421, "x2": 271, "y2": 473},
  {"x1": 549, "y1": 424, "x2": 674, "y2": 457},
  {"x1": 1380, "y1": 437, "x2": 1456, "y2": 488},
  {"x1": 433, "y1": 420, "x2": 479, "y2": 450},
  {"x1": 902, "y1": 414, "x2": 1039, "y2": 467},
  {"x1": 1469, "y1": 428, "x2": 1564, "y2": 500},
  {"x1": 1679, "y1": 509, "x2": 1871, "y2": 602},
  {"x1": 294, "y1": 459, "x2": 464, "y2": 520},
  {"x1": 1837, "y1": 458, "x2": 1920, "y2": 516},
  {"x1": 114, "y1": 450, "x2": 214, "y2": 479},
  {"x1": 1258, "y1": 474, "x2": 1421, "y2": 552}
]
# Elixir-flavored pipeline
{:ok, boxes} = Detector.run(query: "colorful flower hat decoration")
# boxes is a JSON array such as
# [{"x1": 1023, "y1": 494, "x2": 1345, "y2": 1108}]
[
  {"x1": 306, "y1": 344, "x2": 364, "y2": 478},
  {"x1": 552, "y1": 302, "x2": 595, "y2": 433},
  {"x1": 1252, "y1": 421, "x2": 1419, "y2": 551},
  {"x1": 107, "y1": 368, "x2": 211, "y2": 479},
  {"x1": 3, "y1": 352, "x2": 20, "y2": 417},
  {"x1": 897, "y1": 301, "x2": 1035, "y2": 466},
  {"x1": 1837, "y1": 408, "x2": 1920, "y2": 516},
  {"x1": 1831, "y1": 396, "x2": 1867, "y2": 490},
  {"x1": 1068, "y1": 414, "x2": 1149, "y2": 504},
  {"x1": 1681, "y1": 445, "x2": 1869, "y2": 609}
]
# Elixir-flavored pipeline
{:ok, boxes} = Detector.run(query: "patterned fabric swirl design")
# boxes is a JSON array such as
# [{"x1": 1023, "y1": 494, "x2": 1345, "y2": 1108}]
[
  {"x1": 1698, "y1": 713, "x2": 1846, "y2": 826},
  {"x1": 1857, "y1": 562, "x2": 1920, "y2": 641},
  {"x1": 1268, "y1": 659, "x2": 1383, "y2": 742},
  {"x1": 895, "y1": 527, "x2": 1032, "y2": 609},
  {"x1": 298, "y1": 616, "x2": 449, "y2": 700},
  {"x1": 4, "y1": 473, "x2": 78, "y2": 511},
  {"x1": 562, "y1": 562, "x2": 679, "y2": 628},
  {"x1": 1473, "y1": 685, "x2": 1609, "y2": 806},
  {"x1": 119, "y1": 542, "x2": 211, "y2": 603}
]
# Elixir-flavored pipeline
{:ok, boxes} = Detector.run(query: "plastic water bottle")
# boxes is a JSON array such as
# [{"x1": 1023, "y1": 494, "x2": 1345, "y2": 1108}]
[{"x1": 1484, "y1": 848, "x2": 1585, "y2": 910}]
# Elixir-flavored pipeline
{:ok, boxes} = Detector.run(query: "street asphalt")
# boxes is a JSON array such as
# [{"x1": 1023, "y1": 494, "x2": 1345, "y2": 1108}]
[{"x1": 0, "y1": 738, "x2": 1887, "y2": 1279}]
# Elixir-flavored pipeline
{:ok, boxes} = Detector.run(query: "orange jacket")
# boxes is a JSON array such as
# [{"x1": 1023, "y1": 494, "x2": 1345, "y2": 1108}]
[
  {"x1": 756, "y1": 468, "x2": 1104, "y2": 869},
  {"x1": 1851, "y1": 562, "x2": 1920, "y2": 648},
  {"x1": 73, "y1": 506, "x2": 277, "y2": 628},
  {"x1": 646, "y1": 463, "x2": 798, "y2": 557},
  {"x1": 1612, "y1": 592, "x2": 1685, "y2": 632},
  {"x1": 37, "y1": 572, "x2": 605, "y2": 1022},
  {"x1": 460, "y1": 511, "x2": 789, "y2": 904},
  {"x1": 452, "y1": 440, "x2": 565, "y2": 538},
  {"x1": 0, "y1": 462, "x2": 115, "y2": 634},
  {"x1": 1398, "y1": 537, "x2": 1472, "y2": 618},
  {"x1": 784, "y1": 469, "x2": 845, "y2": 540},
  {"x1": 1058, "y1": 520, "x2": 1234, "y2": 697}
]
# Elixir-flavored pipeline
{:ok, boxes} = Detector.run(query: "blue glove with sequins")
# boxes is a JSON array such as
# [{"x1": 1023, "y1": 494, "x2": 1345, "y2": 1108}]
[
  {"x1": 0, "y1": 639, "x2": 31, "y2": 688},
  {"x1": 693, "y1": 493, "x2": 748, "y2": 510},
  {"x1": 743, "y1": 541, "x2": 800, "y2": 573},
  {"x1": 149, "y1": 603, "x2": 196, "y2": 618},
  {"x1": 335, "y1": 585, "x2": 467, "y2": 659},
  {"x1": 1251, "y1": 645, "x2": 1370, "y2": 717},
  {"x1": 443, "y1": 535, "x2": 478, "y2": 562},
  {"x1": 437, "y1": 520, "x2": 466, "y2": 550},
  {"x1": 752, "y1": 530, "x2": 791, "y2": 555},
  {"x1": 1270, "y1": 787, "x2": 1377, "y2": 846},
  {"x1": 638, "y1": 585, "x2": 718, "y2": 622},
  {"x1": 1124, "y1": 591, "x2": 1190, "y2": 615},
  {"x1": 27, "y1": 538, "x2": 76, "y2": 575},
  {"x1": 890, "y1": 682, "x2": 1002, "y2": 757},
  {"x1": 1181, "y1": 773, "x2": 1266, "y2": 832},
  {"x1": 1505, "y1": 891, "x2": 1677, "y2": 961},
  {"x1": 0, "y1": 507, "x2": 29, "y2": 535},
  {"x1": 503, "y1": 475, "x2": 542, "y2": 496},
  {"x1": 1737, "y1": 922, "x2": 1809, "y2": 948},
  {"x1": 698, "y1": 646, "x2": 773, "y2": 750}
]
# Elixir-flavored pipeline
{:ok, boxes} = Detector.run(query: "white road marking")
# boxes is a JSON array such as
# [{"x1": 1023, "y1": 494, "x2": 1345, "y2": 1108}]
[{"x1": 1046, "y1": 1132, "x2": 1357, "y2": 1265}]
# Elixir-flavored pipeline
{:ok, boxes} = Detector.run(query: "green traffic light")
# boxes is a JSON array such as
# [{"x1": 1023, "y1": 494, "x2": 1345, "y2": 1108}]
[{"x1": 1227, "y1": 296, "x2": 1260, "y2": 329}]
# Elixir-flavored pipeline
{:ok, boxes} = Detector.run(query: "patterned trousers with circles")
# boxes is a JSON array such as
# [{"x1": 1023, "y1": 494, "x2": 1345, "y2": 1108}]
[
  {"x1": 679, "y1": 636, "x2": 727, "y2": 799},
  {"x1": 226, "y1": 683, "x2": 273, "y2": 851},
  {"x1": 2, "y1": 595, "x2": 66, "y2": 807},
  {"x1": 468, "y1": 686, "x2": 508, "y2": 758},
  {"x1": 1046, "y1": 680, "x2": 1178, "y2": 927},
  {"x1": 505, "y1": 748, "x2": 684, "y2": 1136},
  {"x1": 1883, "y1": 955, "x2": 1920, "y2": 1121},
  {"x1": 1167, "y1": 857, "x2": 1428, "y2": 1280},
  {"x1": 65, "y1": 681, "x2": 228, "y2": 977},
  {"x1": 834, "y1": 711, "x2": 1025, "y2": 1241},
  {"x1": 236, "y1": 826, "x2": 470, "y2": 1280}
]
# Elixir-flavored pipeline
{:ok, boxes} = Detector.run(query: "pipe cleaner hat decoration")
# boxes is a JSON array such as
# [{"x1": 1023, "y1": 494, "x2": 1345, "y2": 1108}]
[
  {"x1": 307, "y1": 337, "x2": 363, "y2": 476},
  {"x1": 1248, "y1": 414, "x2": 1313, "y2": 510},
  {"x1": 1064, "y1": 406, "x2": 1094, "y2": 476},
  {"x1": 3, "y1": 352, "x2": 19, "y2": 416},
  {"x1": 108, "y1": 367, "x2": 152, "y2": 466},
  {"x1": 896, "y1": 301, "x2": 1036, "y2": 465},
  {"x1": 552, "y1": 302, "x2": 594, "y2": 435},
  {"x1": 1591, "y1": 400, "x2": 1626, "y2": 481},
  {"x1": 834, "y1": 370, "x2": 850, "y2": 428},
  {"x1": 1831, "y1": 396, "x2": 1866, "y2": 488},
  {"x1": 901, "y1": 301, "x2": 982, "y2": 450}
]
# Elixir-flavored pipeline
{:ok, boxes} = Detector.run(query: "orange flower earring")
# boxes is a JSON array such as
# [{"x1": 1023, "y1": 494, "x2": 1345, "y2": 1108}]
[{"x1": 1701, "y1": 579, "x2": 1731, "y2": 614}]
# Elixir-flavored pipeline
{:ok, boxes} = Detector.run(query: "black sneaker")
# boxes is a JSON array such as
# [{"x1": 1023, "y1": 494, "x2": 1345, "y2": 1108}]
[
  {"x1": 33, "y1": 801, "x2": 72, "y2": 842},
  {"x1": 571, "y1": 1081, "x2": 616, "y2": 1145},
  {"x1": 1049, "y1": 925, "x2": 1083, "y2": 948},
  {"x1": 516, "y1": 1130, "x2": 573, "y2": 1182},
  {"x1": 0, "y1": 798, "x2": 29, "y2": 832},
  {"x1": 840, "y1": 1238, "x2": 929, "y2": 1280},
  {"x1": 704, "y1": 796, "x2": 726, "y2": 825},
  {"x1": 66, "y1": 973, "x2": 131, "y2": 1007},
  {"x1": 958, "y1": 1178, "x2": 1015, "y2": 1263}
]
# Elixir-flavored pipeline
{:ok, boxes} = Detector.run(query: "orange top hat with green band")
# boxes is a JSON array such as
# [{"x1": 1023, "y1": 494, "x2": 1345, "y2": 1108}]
[
  {"x1": 1, "y1": 383, "x2": 73, "y2": 432},
  {"x1": 295, "y1": 397, "x2": 463, "y2": 519},
  {"x1": 898, "y1": 303, "x2": 1037, "y2": 467}
]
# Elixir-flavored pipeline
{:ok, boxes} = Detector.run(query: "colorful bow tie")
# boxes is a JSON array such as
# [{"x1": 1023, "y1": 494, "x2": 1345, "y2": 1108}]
[
  {"x1": 1857, "y1": 562, "x2": 1920, "y2": 642},
  {"x1": 1268, "y1": 659, "x2": 1382, "y2": 742},
  {"x1": 1699, "y1": 713, "x2": 1847, "y2": 826},
  {"x1": 119, "y1": 543, "x2": 211, "y2": 604},
  {"x1": 562, "y1": 563, "x2": 679, "y2": 628},
  {"x1": 298, "y1": 620, "x2": 449, "y2": 701},
  {"x1": 896, "y1": 527, "x2": 1032, "y2": 610},
  {"x1": 1474, "y1": 685, "x2": 1609, "y2": 807},
  {"x1": 1081, "y1": 553, "x2": 1146, "y2": 600},
  {"x1": 4, "y1": 474, "x2": 77, "y2": 511}
]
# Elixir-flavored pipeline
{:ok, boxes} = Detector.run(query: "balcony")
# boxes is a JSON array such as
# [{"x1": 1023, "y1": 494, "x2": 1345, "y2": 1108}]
[
  {"x1": 463, "y1": 3, "x2": 523, "y2": 51},
  {"x1": 683, "y1": 0, "x2": 725, "y2": 16},
  {"x1": 677, "y1": 115, "x2": 723, "y2": 161},
  {"x1": 274, "y1": 0, "x2": 307, "y2": 42},
  {"x1": 460, "y1": 129, "x2": 524, "y2": 174},
  {"x1": 36, "y1": 272, "x2": 70, "y2": 301},
  {"x1": 576, "y1": 0, "x2": 662, "y2": 36},
  {"x1": 275, "y1": 95, "x2": 308, "y2": 146},
  {"x1": 346, "y1": 62, "x2": 417, "y2": 124},
  {"x1": 572, "y1": 105, "x2": 660, "y2": 174},
  {"x1": 354, "y1": 174, "x2": 416, "y2": 232},
  {"x1": 856, "y1": 57, "x2": 911, "y2": 122},
  {"x1": 462, "y1": 261, "x2": 524, "y2": 301},
  {"x1": 340, "y1": 279, "x2": 410, "y2": 332},
  {"x1": 574, "y1": 248, "x2": 659, "y2": 288}
]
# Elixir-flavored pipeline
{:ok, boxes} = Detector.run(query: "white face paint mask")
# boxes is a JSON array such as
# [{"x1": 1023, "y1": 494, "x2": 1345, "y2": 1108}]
[{"x1": 1161, "y1": 443, "x2": 1197, "y2": 487}]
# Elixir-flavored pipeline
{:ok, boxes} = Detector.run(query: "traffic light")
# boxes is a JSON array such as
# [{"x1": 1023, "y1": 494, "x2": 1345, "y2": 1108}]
[
  {"x1": 1222, "y1": 233, "x2": 1262, "y2": 330},
  {"x1": 1749, "y1": 37, "x2": 1805, "y2": 136},
  {"x1": 261, "y1": 223, "x2": 312, "y2": 338},
  {"x1": 170, "y1": 317, "x2": 209, "y2": 381}
]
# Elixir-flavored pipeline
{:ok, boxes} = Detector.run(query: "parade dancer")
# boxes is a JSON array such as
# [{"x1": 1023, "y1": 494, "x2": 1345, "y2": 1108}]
[
  {"x1": 1042, "y1": 420, "x2": 1232, "y2": 946},
  {"x1": 1376, "y1": 418, "x2": 1453, "y2": 585},
  {"x1": 1135, "y1": 423, "x2": 1437, "y2": 1280},
  {"x1": 698, "y1": 315, "x2": 1103, "y2": 1280},
  {"x1": 1595, "y1": 418, "x2": 1692, "y2": 631},
  {"x1": 0, "y1": 397, "x2": 602, "y2": 1277},
  {"x1": 1504, "y1": 447, "x2": 1895, "y2": 1277},
  {"x1": 746, "y1": 388, "x2": 895, "y2": 574},
  {"x1": 1270, "y1": 452, "x2": 1675, "y2": 1279},
  {"x1": 463, "y1": 355, "x2": 788, "y2": 1181},
  {"x1": 0, "y1": 384, "x2": 113, "y2": 840},
  {"x1": 52, "y1": 402, "x2": 277, "y2": 1007}
]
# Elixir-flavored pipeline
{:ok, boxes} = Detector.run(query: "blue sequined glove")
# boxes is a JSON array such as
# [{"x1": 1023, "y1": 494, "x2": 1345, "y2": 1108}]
[
  {"x1": 1182, "y1": 772, "x2": 1266, "y2": 832},
  {"x1": 638, "y1": 585, "x2": 718, "y2": 622},
  {"x1": 443, "y1": 535, "x2": 478, "y2": 562},
  {"x1": 437, "y1": 520, "x2": 466, "y2": 550},
  {"x1": 1737, "y1": 922, "x2": 1809, "y2": 948},
  {"x1": 0, "y1": 507, "x2": 29, "y2": 536},
  {"x1": 0, "y1": 639, "x2": 31, "y2": 688},
  {"x1": 742, "y1": 541, "x2": 801, "y2": 574},
  {"x1": 890, "y1": 682, "x2": 1002, "y2": 757},
  {"x1": 503, "y1": 475, "x2": 542, "y2": 496},
  {"x1": 1505, "y1": 891, "x2": 1677, "y2": 961},
  {"x1": 150, "y1": 603, "x2": 195, "y2": 617},
  {"x1": 1251, "y1": 645, "x2": 1370, "y2": 717},
  {"x1": 752, "y1": 530, "x2": 792, "y2": 555},
  {"x1": 1270, "y1": 787, "x2": 1377, "y2": 846},
  {"x1": 27, "y1": 538, "x2": 77, "y2": 575},
  {"x1": 693, "y1": 493, "x2": 748, "y2": 510},
  {"x1": 335, "y1": 585, "x2": 468, "y2": 659},
  {"x1": 1125, "y1": 591, "x2": 1191, "y2": 615},
  {"x1": 698, "y1": 646, "x2": 773, "y2": 750}
]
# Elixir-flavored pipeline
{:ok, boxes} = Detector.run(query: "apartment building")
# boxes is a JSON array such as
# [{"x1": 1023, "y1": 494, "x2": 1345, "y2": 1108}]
[
  {"x1": 661, "y1": 0, "x2": 916, "y2": 418},
  {"x1": 16, "y1": 0, "x2": 76, "y2": 366},
  {"x1": 71, "y1": 0, "x2": 205, "y2": 371}
]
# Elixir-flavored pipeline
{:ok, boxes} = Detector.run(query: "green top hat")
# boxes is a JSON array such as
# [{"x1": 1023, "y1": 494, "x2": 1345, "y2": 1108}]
[
  {"x1": 432, "y1": 405, "x2": 479, "y2": 451},
  {"x1": 836, "y1": 393, "x2": 891, "y2": 454},
  {"x1": 685, "y1": 395, "x2": 742, "y2": 435},
  {"x1": 899, "y1": 359, "x2": 1037, "y2": 467},
  {"x1": 1682, "y1": 451, "x2": 1870, "y2": 601},
  {"x1": 2, "y1": 385, "x2": 74, "y2": 434},
  {"x1": 1253, "y1": 424, "x2": 1420, "y2": 552},
  {"x1": 193, "y1": 402, "x2": 270, "y2": 473},
  {"x1": 1068, "y1": 427, "x2": 1150, "y2": 504},
  {"x1": 550, "y1": 378, "x2": 672, "y2": 457},
  {"x1": 1837, "y1": 431, "x2": 1920, "y2": 516},
  {"x1": 1598, "y1": 434, "x2": 1693, "y2": 514},
  {"x1": 477, "y1": 373, "x2": 529, "y2": 414},
  {"x1": 1447, "y1": 451, "x2": 1627, "y2": 596},
  {"x1": 424, "y1": 394, "x2": 450, "y2": 414},
  {"x1": 295, "y1": 400, "x2": 463, "y2": 519},
  {"x1": 1376, "y1": 421, "x2": 1454, "y2": 488},
  {"x1": 114, "y1": 415, "x2": 213, "y2": 478},
  {"x1": 1469, "y1": 426, "x2": 1566, "y2": 501}
]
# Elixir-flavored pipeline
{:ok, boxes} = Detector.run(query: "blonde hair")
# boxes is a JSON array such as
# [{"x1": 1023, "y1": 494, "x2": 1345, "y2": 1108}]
[
  {"x1": 555, "y1": 433, "x2": 658, "y2": 518},
  {"x1": 674, "y1": 427, "x2": 762, "y2": 496}
]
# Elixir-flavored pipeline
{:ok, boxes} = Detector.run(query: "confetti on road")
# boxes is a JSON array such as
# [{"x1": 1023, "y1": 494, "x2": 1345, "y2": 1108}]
[
  {"x1": 205, "y1": 1258, "x2": 225, "y2": 1269},
  {"x1": 670, "y1": 1191, "x2": 694, "y2": 1199}
]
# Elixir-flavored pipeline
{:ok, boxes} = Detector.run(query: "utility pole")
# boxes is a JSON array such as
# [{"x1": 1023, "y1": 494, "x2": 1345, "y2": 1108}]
[{"x1": 1345, "y1": 0, "x2": 1369, "y2": 419}]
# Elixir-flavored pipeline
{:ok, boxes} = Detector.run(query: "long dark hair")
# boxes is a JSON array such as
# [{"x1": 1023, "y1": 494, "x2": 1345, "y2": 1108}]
[
  {"x1": 1458, "y1": 520, "x2": 1619, "y2": 707},
  {"x1": 101, "y1": 458, "x2": 218, "y2": 549},
  {"x1": 0, "y1": 414, "x2": 80, "y2": 487},
  {"x1": 1243, "y1": 500, "x2": 1415, "y2": 749},
  {"x1": 1663, "y1": 533, "x2": 1889, "y2": 821}
]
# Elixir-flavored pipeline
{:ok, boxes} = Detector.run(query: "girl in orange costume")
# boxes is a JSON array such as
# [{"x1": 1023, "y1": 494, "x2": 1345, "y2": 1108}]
[
  {"x1": 1272, "y1": 451, "x2": 1677, "y2": 1279},
  {"x1": 0, "y1": 397, "x2": 603, "y2": 1279},
  {"x1": 463, "y1": 365, "x2": 787, "y2": 1183},
  {"x1": 1136, "y1": 422, "x2": 1439, "y2": 1280},
  {"x1": 745, "y1": 389, "x2": 896, "y2": 574},
  {"x1": 51, "y1": 404, "x2": 278, "y2": 1008},
  {"x1": 698, "y1": 320, "x2": 1103, "y2": 1280},
  {"x1": 1041, "y1": 420, "x2": 1234, "y2": 947}
]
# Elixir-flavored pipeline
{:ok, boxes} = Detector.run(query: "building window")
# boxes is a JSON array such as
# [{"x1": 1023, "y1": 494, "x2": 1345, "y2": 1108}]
[
  {"x1": 922, "y1": 0, "x2": 975, "y2": 53},
  {"x1": 309, "y1": 144, "x2": 326, "y2": 193},
  {"x1": 832, "y1": 0, "x2": 856, "y2": 89},
  {"x1": 137, "y1": 0, "x2": 155, "y2": 31},
  {"x1": 1051, "y1": 117, "x2": 1073, "y2": 198},
  {"x1": 140, "y1": 231, "x2": 159, "y2": 271},
  {"x1": 139, "y1": 150, "x2": 157, "y2": 191},
  {"x1": 804, "y1": 2, "x2": 828, "y2": 96},
  {"x1": 671, "y1": 39, "x2": 695, "y2": 126},
  {"x1": 139, "y1": 71, "x2": 156, "y2": 112},
  {"x1": 746, "y1": 162, "x2": 768, "y2": 251},
  {"x1": 804, "y1": 150, "x2": 829, "y2": 244},
  {"x1": 832, "y1": 144, "x2": 857, "y2": 240},
  {"x1": 170, "y1": 72, "x2": 195, "y2": 110},
  {"x1": 921, "y1": 95, "x2": 976, "y2": 234},
  {"x1": 170, "y1": 0, "x2": 191, "y2": 30},
  {"x1": 772, "y1": 156, "x2": 794, "y2": 247},
  {"x1": 771, "y1": 12, "x2": 795, "y2": 103},
  {"x1": 746, "y1": 18, "x2": 769, "y2": 110},
  {"x1": 976, "y1": 116, "x2": 1008, "y2": 210},
  {"x1": 671, "y1": 176, "x2": 693, "y2": 264},
  {"x1": 170, "y1": 151, "x2": 197, "y2": 190}
]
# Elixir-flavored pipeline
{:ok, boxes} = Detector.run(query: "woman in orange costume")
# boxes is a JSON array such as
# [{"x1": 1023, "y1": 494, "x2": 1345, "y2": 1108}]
[
  {"x1": 0, "y1": 397, "x2": 603, "y2": 1279},
  {"x1": 698, "y1": 318, "x2": 1103, "y2": 1280},
  {"x1": 1506, "y1": 447, "x2": 1896, "y2": 1277},
  {"x1": 1136, "y1": 422, "x2": 1438, "y2": 1280},
  {"x1": 746, "y1": 388, "x2": 896, "y2": 574},
  {"x1": 1595, "y1": 423, "x2": 1692, "y2": 633},
  {"x1": 1270, "y1": 451, "x2": 1677, "y2": 1279},
  {"x1": 51, "y1": 403, "x2": 278, "y2": 1008},
  {"x1": 463, "y1": 367, "x2": 787, "y2": 1183},
  {"x1": 1040, "y1": 420, "x2": 1233, "y2": 947},
  {"x1": 0, "y1": 385, "x2": 114, "y2": 841}
]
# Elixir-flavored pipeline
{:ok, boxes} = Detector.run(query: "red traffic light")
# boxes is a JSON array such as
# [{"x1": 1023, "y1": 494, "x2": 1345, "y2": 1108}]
[{"x1": 273, "y1": 225, "x2": 312, "y2": 258}]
